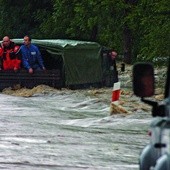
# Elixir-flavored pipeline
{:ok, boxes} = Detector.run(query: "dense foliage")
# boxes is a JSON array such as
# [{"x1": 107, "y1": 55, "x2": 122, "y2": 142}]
[{"x1": 0, "y1": 0, "x2": 169, "y2": 64}]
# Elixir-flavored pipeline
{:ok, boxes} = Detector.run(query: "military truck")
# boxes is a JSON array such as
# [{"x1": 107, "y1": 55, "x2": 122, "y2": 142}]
[{"x1": 0, "y1": 39, "x2": 118, "y2": 91}]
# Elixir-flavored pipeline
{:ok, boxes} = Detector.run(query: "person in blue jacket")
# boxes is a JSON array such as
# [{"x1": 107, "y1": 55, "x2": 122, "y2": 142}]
[{"x1": 20, "y1": 35, "x2": 46, "y2": 74}]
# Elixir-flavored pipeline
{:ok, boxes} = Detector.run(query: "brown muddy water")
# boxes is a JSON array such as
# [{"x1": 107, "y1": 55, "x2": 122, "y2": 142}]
[{"x1": 0, "y1": 85, "x2": 155, "y2": 170}]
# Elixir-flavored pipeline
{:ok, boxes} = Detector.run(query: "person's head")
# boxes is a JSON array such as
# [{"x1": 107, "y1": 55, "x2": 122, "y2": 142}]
[
  {"x1": 23, "y1": 35, "x2": 31, "y2": 46},
  {"x1": 2, "y1": 36, "x2": 10, "y2": 47},
  {"x1": 110, "y1": 51, "x2": 117, "y2": 60}
]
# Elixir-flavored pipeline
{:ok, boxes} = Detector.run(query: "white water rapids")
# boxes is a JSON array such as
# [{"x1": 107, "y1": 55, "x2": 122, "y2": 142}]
[{"x1": 0, "y1": 87, "x2": 153, "y2": 170}]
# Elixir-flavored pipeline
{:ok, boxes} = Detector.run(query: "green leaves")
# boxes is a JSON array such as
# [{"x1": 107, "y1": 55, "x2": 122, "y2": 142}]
[{"x1": 0, "y1": 0, "x2": 169, "y2": 64}]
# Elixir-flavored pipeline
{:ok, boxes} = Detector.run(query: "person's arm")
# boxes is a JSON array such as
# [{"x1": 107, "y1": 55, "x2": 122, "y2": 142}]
[
  {"x1": 20, "y1": 46, "x2": 31, "y2": 70},
  {"x1": 0, "y1": 47, "x2": 3, "y2": 57},
  {"x1": 0, "y1": 47, "x2": 4, "y2": 70},
  {"x1": 13, "y1": 46, "x2": 21, "y2": 70},
  {"x1": 35, "y1": 46, "x2": 45, "y2": 70}
]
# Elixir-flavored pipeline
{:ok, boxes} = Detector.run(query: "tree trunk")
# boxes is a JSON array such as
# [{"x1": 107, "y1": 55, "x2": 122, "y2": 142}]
[
  {"x1": 123, "y1": 0, "x2": 136, "y2": 64},
  {"x1": 123, "y1": 24, "x2": 132, "y2": 64},
  {"x1": 90, "y1": 25, "x2": 98, "y2": 41}
]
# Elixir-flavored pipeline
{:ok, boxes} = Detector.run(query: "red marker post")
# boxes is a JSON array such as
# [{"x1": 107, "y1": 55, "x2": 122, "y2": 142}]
[{"x1": 111, "y1": 82, "x2": 121, "y2": 104}]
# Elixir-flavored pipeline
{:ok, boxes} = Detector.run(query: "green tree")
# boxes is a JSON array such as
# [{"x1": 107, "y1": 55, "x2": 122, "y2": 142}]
[
  {"x1": 0, "y1": 0, "x2": 54, "y2": 38},
  {"x1": 126, "y1": 0, "x2": 170, "y2": 62},
  {"x1": 0, "y1": 0, "x2": 169, "y2": 64},
  {"x1": 46, "y1": 0, "x2": 125, "y2": 52}
]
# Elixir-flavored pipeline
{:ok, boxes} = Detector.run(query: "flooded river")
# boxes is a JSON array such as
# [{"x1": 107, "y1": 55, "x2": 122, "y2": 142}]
[{"x1": 0, "y1": 86, "x2": 153, "y2": 170}]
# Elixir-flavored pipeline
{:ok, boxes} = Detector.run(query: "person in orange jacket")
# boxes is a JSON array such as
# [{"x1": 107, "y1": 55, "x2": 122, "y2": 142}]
[{"x1": 0, "y1": 36, "x2": 21, "y2": 71}]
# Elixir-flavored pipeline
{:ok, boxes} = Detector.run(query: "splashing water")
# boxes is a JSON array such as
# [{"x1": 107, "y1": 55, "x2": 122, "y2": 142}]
[{"x1": 0, "y1": 86, "x2": 152, "y2": 169}]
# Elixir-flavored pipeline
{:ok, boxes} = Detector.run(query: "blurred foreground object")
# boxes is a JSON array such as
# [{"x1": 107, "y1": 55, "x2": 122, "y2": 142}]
[
  {"x1": 132, "y1": 60, "x2": 170, "y2": 170},
  {"x1": 133, "y1": 62, "x2": 154, "y2": 97}
]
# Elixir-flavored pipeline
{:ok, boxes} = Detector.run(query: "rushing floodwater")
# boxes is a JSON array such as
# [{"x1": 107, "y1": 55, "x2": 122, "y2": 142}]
[{"x1": 0, "y1": 89, "x2": 152, "y2": 170}]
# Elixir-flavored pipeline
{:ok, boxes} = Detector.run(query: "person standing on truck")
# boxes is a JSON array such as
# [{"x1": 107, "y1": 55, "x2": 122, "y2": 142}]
[
  {"x1": 102, "y1": 48, "x2": 118, "y2": 86},
  {"x1": 109, "y1": 50, "x2": 117, "y2": 71},
  {"x1": 20, "y1": 35, "x2": 46, "y2": 74},
  {"x1": 0, "y1": 36, "x2": 21, "y2": 71}
]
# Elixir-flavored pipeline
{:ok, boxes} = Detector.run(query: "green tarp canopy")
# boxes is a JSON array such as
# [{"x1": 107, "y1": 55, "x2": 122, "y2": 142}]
[{"x1": 13, "y1": 39, "x2": 103, "y2": 86}]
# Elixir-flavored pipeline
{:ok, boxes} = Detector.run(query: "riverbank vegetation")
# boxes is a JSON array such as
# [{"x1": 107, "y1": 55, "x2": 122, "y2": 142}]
[{"x1": 0, "y1": 0, "x2": 169, "y2": 64}]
